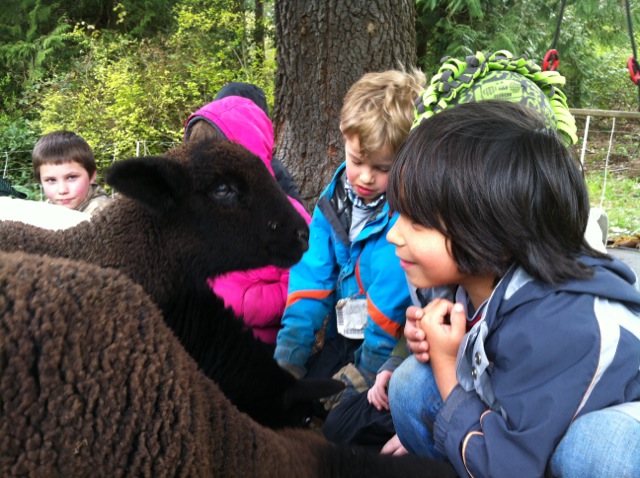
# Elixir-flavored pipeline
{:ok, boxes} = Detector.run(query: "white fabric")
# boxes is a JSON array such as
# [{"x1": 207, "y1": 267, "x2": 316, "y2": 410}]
[
  {"x1": 585, "y1": 207, "x2": 608, "y2": 253},
  {"x1": 0, "y1": 197, "x2": 89, "y2": 230}
]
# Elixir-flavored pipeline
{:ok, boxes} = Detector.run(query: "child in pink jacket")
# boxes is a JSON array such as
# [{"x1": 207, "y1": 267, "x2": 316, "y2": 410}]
[{"x1": 184, "y1": 95, "x2": 311, "y2": 346}]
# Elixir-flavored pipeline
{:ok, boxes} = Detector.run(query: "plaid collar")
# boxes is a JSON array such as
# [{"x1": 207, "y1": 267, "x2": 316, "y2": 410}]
[{"x1": 345, "y1": 179, "x2": 385, "y2": 210}]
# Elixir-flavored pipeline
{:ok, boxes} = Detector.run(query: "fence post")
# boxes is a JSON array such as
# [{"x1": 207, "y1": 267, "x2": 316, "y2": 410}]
[
  {"x1": 599, "y1": 117, "x2": 616, "y2": 209},
  {"x1": 579, "y1": 115, "x2": 591, "y2": 168}
]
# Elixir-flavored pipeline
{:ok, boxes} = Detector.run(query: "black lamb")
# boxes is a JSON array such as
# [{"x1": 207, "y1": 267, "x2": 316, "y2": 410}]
[{"x1": 0, "y1": 140, "x2": 342, "y2": 429}]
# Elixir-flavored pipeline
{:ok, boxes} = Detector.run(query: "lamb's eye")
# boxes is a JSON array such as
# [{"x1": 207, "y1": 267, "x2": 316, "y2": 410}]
[{"x1": 209, "y1": 183, "x2": 238, "y2": 201}]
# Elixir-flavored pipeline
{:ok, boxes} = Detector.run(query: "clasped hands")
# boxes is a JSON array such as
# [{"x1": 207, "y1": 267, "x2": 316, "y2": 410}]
[{"x1": 405, "y1": 298, "x2": 466, "y2": 401}]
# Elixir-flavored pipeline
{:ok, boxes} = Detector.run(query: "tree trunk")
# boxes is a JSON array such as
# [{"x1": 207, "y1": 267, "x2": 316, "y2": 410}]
[
  {"x1": 273, "y1": 0, "x2": 417, "y2": 209},
  {"x1": 254, "y1": 0, "x2": 265, "y2": 68}
]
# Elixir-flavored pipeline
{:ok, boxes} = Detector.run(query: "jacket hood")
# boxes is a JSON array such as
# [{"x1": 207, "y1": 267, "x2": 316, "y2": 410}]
[
  {"x1": 498, "y1": 255, "x2": 640, "y2": 317},
  {"x1": 184, "y1": 96, "x2": 274, "y2": 176}
]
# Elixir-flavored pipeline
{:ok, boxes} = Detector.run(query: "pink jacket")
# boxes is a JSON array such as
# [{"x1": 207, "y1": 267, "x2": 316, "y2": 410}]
[{"x1": 185, "y1": 96, "x2": 311, "y2": 344}]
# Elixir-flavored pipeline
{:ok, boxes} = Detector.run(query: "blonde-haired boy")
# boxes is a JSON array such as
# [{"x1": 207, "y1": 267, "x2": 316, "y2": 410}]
[
  {"x1": 340, "y1": 69, "x2": 425, "y2": 156},
  {"x1": 274, "y1": 69, "x2": 425, "y2": 445}
]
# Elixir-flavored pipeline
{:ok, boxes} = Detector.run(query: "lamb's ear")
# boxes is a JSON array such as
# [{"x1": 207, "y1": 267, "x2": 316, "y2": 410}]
[{"x1": 106, "y1": 157, "x2": 190, "y2": 211}]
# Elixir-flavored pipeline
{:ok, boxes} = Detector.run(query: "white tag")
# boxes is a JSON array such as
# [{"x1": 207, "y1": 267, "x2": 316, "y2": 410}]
[{"x1": 336, "y1": 298, "x2": 367, "y2": 339}]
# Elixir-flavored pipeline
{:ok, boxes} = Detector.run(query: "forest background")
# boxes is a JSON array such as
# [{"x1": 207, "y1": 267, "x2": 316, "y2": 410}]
[{"x1": 1, "y1": 0, "x2": 639, "y2": 237}]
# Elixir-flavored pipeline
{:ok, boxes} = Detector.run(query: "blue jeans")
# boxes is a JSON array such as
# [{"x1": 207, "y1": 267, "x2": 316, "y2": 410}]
[
  {"x1": 388, "y1": 355, "x2": 445, "y2": 459},
  {"x1": 389, "y1": 355, "x2": 640, "y2": 476},
  {"x1": 550, "y1": 408, "x2": 640, "y2": 477}
]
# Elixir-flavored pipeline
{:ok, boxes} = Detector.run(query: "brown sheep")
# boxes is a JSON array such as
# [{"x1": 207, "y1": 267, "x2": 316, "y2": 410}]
[{"x1": 0, "y1": 250, "x2": 456, "y2": 477}]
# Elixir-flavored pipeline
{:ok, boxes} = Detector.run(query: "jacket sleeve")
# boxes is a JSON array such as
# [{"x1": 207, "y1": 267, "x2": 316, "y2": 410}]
[
  {"x1": 210, "y1": 266, "x2": 289, "y2": 329},
  {"x1": 274, "y1": 207, "x2": 339, "y2": 377},
  {"x1": 434, "y1": 294, "x2": 602, "y2": 478},
  {"x1": 242, "y1": 268, "x2": 289, "y2": 328},
  {"x1": 357, "y1": 218, "x2": 412, "y2": 376},
  {"x1": 378, "y1": 336, "x2": 409, "y2": 373},
  {"x1": 209, "y1": 266, "x2": 289, "y2": 327}
]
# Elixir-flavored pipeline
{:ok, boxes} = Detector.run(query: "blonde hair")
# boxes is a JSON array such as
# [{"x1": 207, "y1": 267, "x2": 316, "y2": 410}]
[{"x1": 340, "y1": 68, "x2": 426, "y2": 156}]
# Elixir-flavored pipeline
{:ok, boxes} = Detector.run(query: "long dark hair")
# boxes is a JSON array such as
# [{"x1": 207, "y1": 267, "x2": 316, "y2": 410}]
[{"x1": 388, "y1": 101, "x2": 607, "y2": 285}]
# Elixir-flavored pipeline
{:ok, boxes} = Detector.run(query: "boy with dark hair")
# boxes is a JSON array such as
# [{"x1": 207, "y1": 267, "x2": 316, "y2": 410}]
[
  {"x1": 385, "y1": 100, "x2": 640, "y2": 477},
  {"x1": 32, "y1": 131, "x2": 111, "y2": 215}
]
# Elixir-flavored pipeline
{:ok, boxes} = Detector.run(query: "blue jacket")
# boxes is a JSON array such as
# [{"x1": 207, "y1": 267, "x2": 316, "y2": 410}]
[
  {"x1": 274, "y1": 163, "x2": 412, "y2": 381},
  {"x1": 436, "y1": 256, "x2": 640, "y2": 478}
]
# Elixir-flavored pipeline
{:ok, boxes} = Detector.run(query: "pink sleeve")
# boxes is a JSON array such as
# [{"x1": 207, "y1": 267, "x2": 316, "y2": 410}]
[{"x1": 209, "y1": 266, "x2": 289, "y2": 328}]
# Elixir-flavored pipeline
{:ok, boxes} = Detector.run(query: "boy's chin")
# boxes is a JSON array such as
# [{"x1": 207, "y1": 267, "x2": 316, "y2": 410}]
[
  {"x1": 407, "y1": 275, "x2": 451, "y2": 291},
  {"x1": 356, "y1": 193, "x2": 381, "y2": 204},
  {"x1": 53, "y1": 200, "x2": 78, "y2": 209},
  {"x1": 406, "y1": 277, "x2": 434, "y2": 290}
]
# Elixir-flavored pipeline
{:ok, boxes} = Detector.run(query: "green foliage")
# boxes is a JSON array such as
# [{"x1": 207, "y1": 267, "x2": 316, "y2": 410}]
[
  {"x1": 108, "y1": 0, "x2": 179, "y2": 36},
  {"x1": 34, "y1": 27, "x2": 188, "y2": 147},
  {"x1": 0, "y1": 115, "x2": 39, "y2": 152},
  {"x1": 170, "y1": 0, "x2": 251, "y2": 98},
  {"x1": 414, "y1": 0, "x2": 640, "y2": 110},
  {"x1": 582, "y1": 47, "x2": 638, "y2": 111},
  {"x1": 30, "y1": 0, "x2": 274, "y2": 147},
  {"x1": 586, "y1": 171, "x2": 640, "y2": 235},
  {"x1": 0, "y1": 0, "x2": 181, "y2": 115},
  {"x1": 417, "y1": 0, "x2": 482, "y2": 17},
  {"x1": 1, "y1": 0, "x2": 277, "y2": 194},
  {"x1": 2, "y1": 0, "x2": 638, "y2": 225},
  {"x1": 0, "y1": 1, "x2": 75, "y2": 109},
  {"x1": 0, "y1": 114, "x2": 40, "y2": 199}
]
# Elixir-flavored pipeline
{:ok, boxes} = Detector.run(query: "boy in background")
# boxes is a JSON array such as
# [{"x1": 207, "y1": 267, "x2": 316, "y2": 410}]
[
  {"x1": 32, "y1": 131, "x2": 111, "y2": 215},
  {"x1": 274, "y1": 69, "x2": 426, "y2": 443}
]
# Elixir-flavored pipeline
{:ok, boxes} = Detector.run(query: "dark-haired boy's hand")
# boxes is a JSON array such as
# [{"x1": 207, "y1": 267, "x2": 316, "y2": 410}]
[
  {"x1": 418, "y1": 299, "x2": 466, "y2": 401},
  {"x1": 404, "y1": 305, "x2": 431, "y2": 362}
]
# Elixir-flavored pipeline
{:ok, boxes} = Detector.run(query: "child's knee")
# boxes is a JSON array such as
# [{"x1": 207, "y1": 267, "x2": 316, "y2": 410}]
[
  {"x1": 389, "y1": 356, "x2": 438, "y2": 418},
  {"x1": 549, "y1": 409, "x2": 640, "y2": 477}
]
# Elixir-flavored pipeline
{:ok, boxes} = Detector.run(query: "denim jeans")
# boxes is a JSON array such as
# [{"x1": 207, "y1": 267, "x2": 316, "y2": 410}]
[
  {"x1": 389, "y1": 355, "x2": 640, "y2": 477},
  {"x1": 388, "y1": 355, "x2": 445, "y2": 460},
  {"x1": 549, "y1": 408, "x2": 640, "y2": 477}
]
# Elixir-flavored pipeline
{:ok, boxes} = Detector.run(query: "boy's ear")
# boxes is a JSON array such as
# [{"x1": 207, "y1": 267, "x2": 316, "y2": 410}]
[
  {"x1": 106, "y1": 157, "x2": 190, "y2": 212},
  {"x1": 89, "y1": 170, "x2": 97, "y2": 184}
]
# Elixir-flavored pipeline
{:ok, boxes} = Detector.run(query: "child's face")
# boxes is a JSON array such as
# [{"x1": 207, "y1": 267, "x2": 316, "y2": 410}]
[
  {"x1": 343, "y1": 133, "x2": 393, "y2": 204},
  {"x1": 39, "y1": 161, "x2": 95, "y2": 210},
  {"x1": 386, "y1": 214, "x2": 465, "y2": 290}
]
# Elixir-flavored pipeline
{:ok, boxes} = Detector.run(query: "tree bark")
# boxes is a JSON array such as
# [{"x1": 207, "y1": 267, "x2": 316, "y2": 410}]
[
  {"x1": 254, "y1": 0, "x2": 265, "y2": 67},
  {"x1": 273, "y1": 0, "x2": 417, "y2": 209}
]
